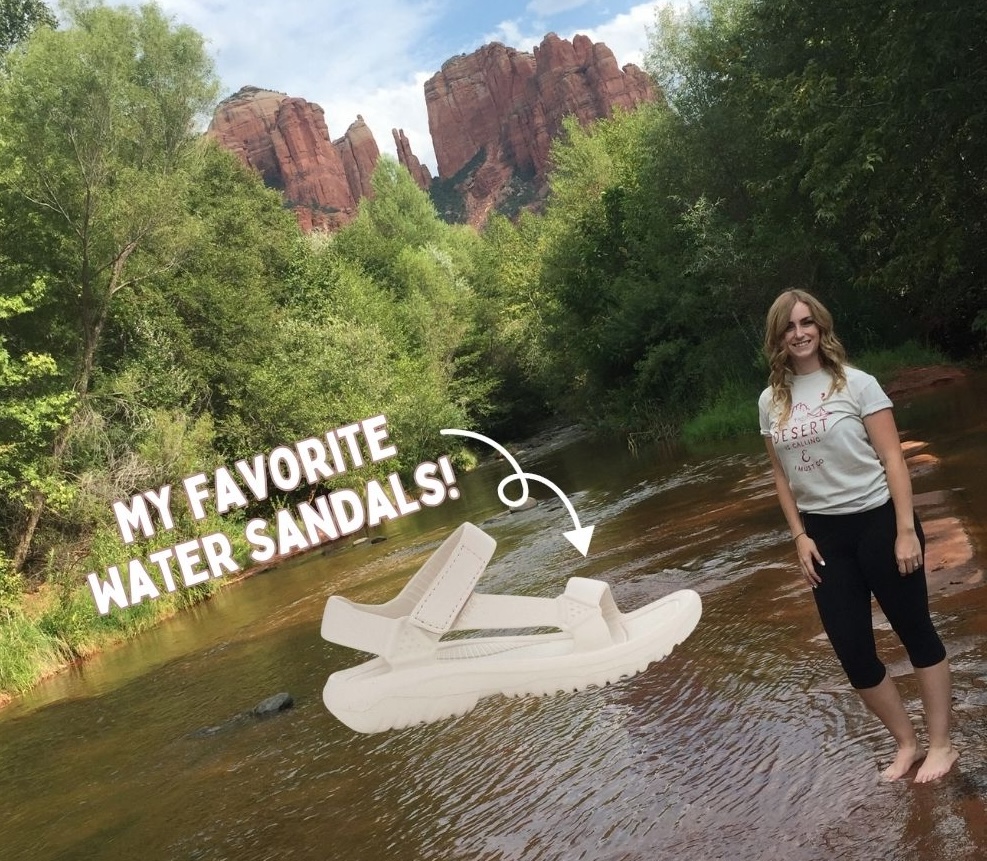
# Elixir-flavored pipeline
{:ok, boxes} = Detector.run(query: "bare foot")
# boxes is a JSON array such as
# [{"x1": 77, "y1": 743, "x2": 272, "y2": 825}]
[
  {"x1": 914, "y1": 745, "x2": 958, "y2": 783},
  {"x1": 881, "y1": 744, "x2": 924, "y2": 781}
]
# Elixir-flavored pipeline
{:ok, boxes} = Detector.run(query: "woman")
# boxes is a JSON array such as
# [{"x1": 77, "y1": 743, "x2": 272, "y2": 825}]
[{"x1": 758, "y1": 289, "x2": 958, "y2": 783}]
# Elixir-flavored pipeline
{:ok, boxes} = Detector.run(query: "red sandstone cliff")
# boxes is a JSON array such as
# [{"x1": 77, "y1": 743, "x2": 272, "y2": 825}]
[
  {"x1": 335, "y1": 115, "x2": 380, "y2": 204},
  {"x1": 393, "y1": 128, "x2": 432, "y2": 190},
  {"x1": 208, "y1": 32, "x2": 657, "y2": 231},
  {"x1": 425, "y1": 33, "x2": 657, "y2": 225},
  {"x1": 207, "y1": 87, "x2": 356, "y2": 231}
]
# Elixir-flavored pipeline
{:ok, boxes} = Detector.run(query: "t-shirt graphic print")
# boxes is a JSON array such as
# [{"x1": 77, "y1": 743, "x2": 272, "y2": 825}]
[{"x1": 758, "y1": 366, "x2": 893, "y2": 515}]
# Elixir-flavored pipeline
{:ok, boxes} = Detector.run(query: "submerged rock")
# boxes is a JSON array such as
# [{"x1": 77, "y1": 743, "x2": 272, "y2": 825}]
[
  {"x1": 190, "y1": 692, "x2": 295, "y2": 737},
  {"x1": 253, "y1": 692, "x2": 294, "y2": 717}
]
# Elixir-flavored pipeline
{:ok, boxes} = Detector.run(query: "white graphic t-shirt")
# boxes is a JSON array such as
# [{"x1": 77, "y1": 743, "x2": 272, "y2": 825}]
[{"x1": 758, "y1": 366, "x2": 893, "y2": 515}]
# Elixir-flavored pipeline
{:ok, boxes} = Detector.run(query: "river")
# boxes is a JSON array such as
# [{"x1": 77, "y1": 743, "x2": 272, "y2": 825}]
[{"x1": 2, "y1": 373, "x2": 986, "y2": 861}]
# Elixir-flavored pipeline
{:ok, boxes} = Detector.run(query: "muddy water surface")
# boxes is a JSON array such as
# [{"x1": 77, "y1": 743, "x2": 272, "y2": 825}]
[{"x1": 2, "y1": 374, "x2": 986, "y2": 861}]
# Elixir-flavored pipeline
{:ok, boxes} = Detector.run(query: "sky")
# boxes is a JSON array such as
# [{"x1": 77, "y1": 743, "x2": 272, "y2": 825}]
[{"x1": 132, "y1": 0, "x2": 684, "y2": 175}]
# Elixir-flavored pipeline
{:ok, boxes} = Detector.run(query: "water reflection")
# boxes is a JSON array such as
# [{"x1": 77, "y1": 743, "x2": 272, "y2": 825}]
[{"x1": 2, "y1": 375, "x2": 986, "y2": 861}]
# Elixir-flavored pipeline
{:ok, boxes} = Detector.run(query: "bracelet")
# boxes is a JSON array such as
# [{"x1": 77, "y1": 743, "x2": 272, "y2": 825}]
[{"x1": 793, "y1": 531, "x2": 807, "y2": 542}]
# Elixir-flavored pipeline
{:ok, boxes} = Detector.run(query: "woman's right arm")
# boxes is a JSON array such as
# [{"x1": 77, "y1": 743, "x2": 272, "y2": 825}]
[{"x1": 763, "y1": 438, "x2": 824, "y2": 587}]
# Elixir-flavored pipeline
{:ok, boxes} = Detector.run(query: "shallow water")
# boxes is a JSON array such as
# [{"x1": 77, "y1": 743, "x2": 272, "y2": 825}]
[{"x1": 2, "y1": 375, "x2": 986, "y2": 861}]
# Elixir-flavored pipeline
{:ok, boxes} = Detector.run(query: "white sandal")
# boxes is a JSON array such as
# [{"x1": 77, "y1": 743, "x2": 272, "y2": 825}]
[{"x1": 320, "y1": 522, "x2": 702, "y2": 733}]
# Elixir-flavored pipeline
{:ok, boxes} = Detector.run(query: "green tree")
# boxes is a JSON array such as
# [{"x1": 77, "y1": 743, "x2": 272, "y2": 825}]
[
  {"x1": 646, "y1": 0, "x2": 987, "y2": 354},
  {"x1": 0, "y1": 0, "x2": 56, "y2": 60},
  {"x1": 534, "y1": 0, "x2": 987, "y2": 433},
  {"x1": 116, "y1": 141, "x2": 302, "y2": 460},
  {"x1": 329, "y1": 158, "x2": 497, "y2": 444},
  {"x1": 532, "y1": 107, "x2": 736, "y2": 420},
  {"x1": 332, "y1": 157, "x2": 445, "y2": 295},
  {"x1": 0, "y1": 278, "x2": 75, "y2": 573},
  {"x1": 0, "y1": 0, "x2": 219, "y2": 570},
  {"x1": 469, "y1": 211, "x2": 553, "y2": 434},
  {"x1": 742, "y1": 0, "x2": 987, "y2": 352}
]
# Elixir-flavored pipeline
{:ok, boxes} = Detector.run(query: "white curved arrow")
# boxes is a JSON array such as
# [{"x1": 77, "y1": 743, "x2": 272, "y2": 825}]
[{"x1": 440, "y1": 428, "x2": 595, "y2": 556}]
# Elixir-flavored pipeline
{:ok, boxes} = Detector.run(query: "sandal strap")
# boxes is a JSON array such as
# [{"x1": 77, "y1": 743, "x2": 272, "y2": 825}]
[
  {"x1": 322, "y1": 523, "x2": 495, "y2": 655},
  {"x1": 322, "y1": 526, "x2": 627, "y2": 661},
  {"x1": 410, "y1": 525, "x2": 494, "y2": 633},
  {"x1": 454, "y1": 578, "x2": 626, "y2": 649},
  {"x1": 455, "y1": 593, "x2": 558, "y2": 630},
  {"x1": 323, "y1": 596, "x2": 399, "y2": 654}
]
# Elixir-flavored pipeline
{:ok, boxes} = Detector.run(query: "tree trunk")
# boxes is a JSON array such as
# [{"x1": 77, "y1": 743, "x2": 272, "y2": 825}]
[
  {"x1": 10, "y1": 423, "x2": 72, "y2": 573},
  {"x1": 11, "y1": 489, "x2": 45, "y2": 572},
  {"x1": 10, "y1": 295, "x2": 105, "y2": 573}
]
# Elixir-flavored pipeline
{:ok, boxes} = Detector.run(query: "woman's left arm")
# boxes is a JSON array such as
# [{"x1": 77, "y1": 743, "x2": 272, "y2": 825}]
[{"x1": 863, "y1": 408, "x2": 924, "y2": 575}]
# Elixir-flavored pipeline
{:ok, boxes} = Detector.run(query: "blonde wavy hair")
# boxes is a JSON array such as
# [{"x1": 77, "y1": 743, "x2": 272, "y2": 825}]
[{"x1": 763, "y1": 289, "x2": 848, "y2": 423}]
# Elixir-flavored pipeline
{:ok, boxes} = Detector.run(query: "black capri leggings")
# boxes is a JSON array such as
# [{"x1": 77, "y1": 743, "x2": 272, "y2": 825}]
[{"x1": 803, "y1": 499, "x2": 946, "y2": 690}]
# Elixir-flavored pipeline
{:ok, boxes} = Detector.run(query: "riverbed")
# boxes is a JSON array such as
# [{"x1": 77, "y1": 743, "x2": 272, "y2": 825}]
[{"x1": 2, "y1": 373, "x2": 985, "y2": 861}]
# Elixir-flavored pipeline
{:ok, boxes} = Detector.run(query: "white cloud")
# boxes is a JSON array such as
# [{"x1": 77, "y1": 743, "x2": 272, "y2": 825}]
[
  {"x1": 525, "y1": 0, "x2": 592, "y2": 15},
  {"x1": 576, "y1": 2, "x2": 658, "y2": 67},
  {"x1": 481, "y1": 19, "x2": 539, "y2": 51},
  {"x1": 325, "y1": 73, "x2": 437, "y2": 175},
  {"x1": 144, "y1": 0, "x2": 443, "y2": 167},
  {"x1": 480, "y1": 2, "x2": 673, "y2": 68}
]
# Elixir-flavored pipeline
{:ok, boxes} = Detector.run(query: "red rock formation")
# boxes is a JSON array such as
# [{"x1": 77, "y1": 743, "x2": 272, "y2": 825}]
[
  {"x1": 335, "y1": 115, "x2": 380, "y2": 203},
  {"x1": 209, "y1": 32, "x2": 657, "y2": 231},
  {"x1": 392, "y1": 128, "x2": 432, "y2": 190},
  {"x1": 425, "y1": 32, "x2": 658, "y2": 225},
  {"x1": 207, "y1": 86, "x2": 366, "y2": 231},
  {"x1": 425, "y1": 43, "x2": 536, "y2": 181}
]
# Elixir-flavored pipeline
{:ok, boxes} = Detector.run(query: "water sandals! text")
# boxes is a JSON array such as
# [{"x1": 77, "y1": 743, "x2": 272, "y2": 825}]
[{"x1": 87, "y1": 415, "x2": 459, "y2": 614}]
